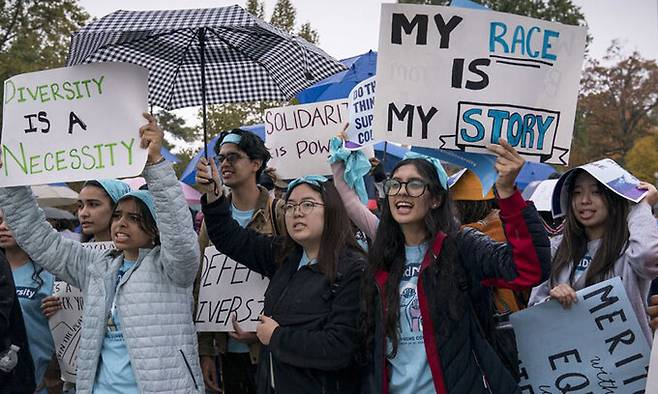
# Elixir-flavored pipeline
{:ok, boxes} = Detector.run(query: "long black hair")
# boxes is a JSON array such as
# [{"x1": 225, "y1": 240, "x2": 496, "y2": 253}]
[
  {"x1": 551, "y1": 170, "x2": 630, "y2": 287},
  {"x1": 359, "y1": 158, "x2": 463, "y2": 359},
  {"x1": 277, "y1": 181, "x2": 365, "y2": 283}
]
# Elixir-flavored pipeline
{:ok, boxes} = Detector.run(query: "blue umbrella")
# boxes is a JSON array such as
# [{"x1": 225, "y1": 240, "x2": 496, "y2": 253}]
[
  {"x1": 297, "y1": 50, "x2": 377, "y2": 104},
  {"x1": 179, "y1": 124, "x2": 265, "y2": 185},
  {"x1": 373, "y1": 142, "x2": 409, "y2": 174},
  {"x1": 160, "y1": 147, "x2": 179, "y2": 164},
  {"x1": 515, "y1": 162, "x2": 558, "y2": 191}
]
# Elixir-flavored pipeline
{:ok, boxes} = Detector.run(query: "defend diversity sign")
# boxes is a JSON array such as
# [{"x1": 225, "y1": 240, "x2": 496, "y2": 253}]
[
  {"x1": 373, "y1": 4, "x2": 587, "y2": 164},
  {"x1": 551, "y1": 158, "x2": 648, "y2": 217},
  {"x1": 48, "y1": 241, "x2": 114, "y2": 382},
  {"x1": 511, "y1": 277, "x2": 650, "y2": 393},
  {"x1": 195, "y1": 246, "x2": 268, "y2": 332},
  {"x1": 1, "y1": 62, "x2": 149, "y2": 186},
  {"x1": 264, "y1": 99, "x2": 350, "y2": 178}
]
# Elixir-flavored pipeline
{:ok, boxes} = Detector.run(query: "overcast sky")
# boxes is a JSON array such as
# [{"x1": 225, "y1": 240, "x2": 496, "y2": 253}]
[{"x1": 78, "y1": 0, "x2": 658, "y2": 142}]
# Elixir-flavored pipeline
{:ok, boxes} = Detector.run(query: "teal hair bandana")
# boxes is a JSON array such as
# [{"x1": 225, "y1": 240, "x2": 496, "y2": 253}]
[
  {"x1": 89, "y1": 179, "x2": 131, "y2": 204},
  {"x1": 328, "y1": 137, "x2": 371, "y2": 204},
  {"x1": 287, "y1": 175, "x2": 328, "y2": 193},
  {"x1": 402, "y1": 151, "x2": 449, "y2": 190},
  {"x1": 220, "y1": 133, "x2": 242, "y2": 146},
  {"x1": 118, "y1": 190, "x2": 157, "y2": 223}
]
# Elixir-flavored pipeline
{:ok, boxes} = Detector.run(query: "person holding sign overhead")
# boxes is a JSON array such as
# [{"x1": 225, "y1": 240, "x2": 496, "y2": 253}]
[
  {"x1": 194, "y1": 129, "x2": 286, "y2": 394},
  {"x1": 0, "y1": 113, "x2": 203, "y2": 393},
  {"x1": 334, "y1": 139, "x2": 549, "y2": 393},
  {"x1": 529, "y1": 164, "x2": 658, "y2": 343},
  {"x1": 197, "y1": 161, "x2": 366, "y2": 393}
]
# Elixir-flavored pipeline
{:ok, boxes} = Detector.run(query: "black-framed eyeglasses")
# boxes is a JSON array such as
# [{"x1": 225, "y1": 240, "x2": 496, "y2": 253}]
[
  {"x1": 214, "y1": 152, "x2": 246, "y2": 165},
  {"x1": 383, "y1": 179, "x2": 427, "y2": 197},
  {"x1": 282, "y1": 201, "x2": 325, "y2": 216}
]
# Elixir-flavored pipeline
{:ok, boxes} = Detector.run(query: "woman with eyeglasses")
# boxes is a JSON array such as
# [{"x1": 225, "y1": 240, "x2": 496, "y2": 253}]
[
  {"x1": 196, "y1": 159, "x2": 366, "y2": 394},
  {"x1": 331, "y1": 139, "x2": 549, "y2": 393}
]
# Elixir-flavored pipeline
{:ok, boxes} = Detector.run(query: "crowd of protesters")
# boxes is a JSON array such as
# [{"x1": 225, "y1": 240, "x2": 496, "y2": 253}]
[{"x1": 1, "y1": 115, "x2": 658, "y2": 394}]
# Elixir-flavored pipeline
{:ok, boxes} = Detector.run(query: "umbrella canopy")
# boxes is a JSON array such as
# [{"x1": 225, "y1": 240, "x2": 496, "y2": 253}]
[
  {"x1": 32, "y1": 185, "x2": 79, "y2": 207},
  {"x1": 123, "y1": 176, "x2": 201, "y2": 207},
  {"x1": 66, "y1": 6, "x2": 346, "y2": 110},
  {"x1": 297, "y1": 50, "x2": 377, "y2": 104},
  {"x1": 179, "y1": 124, "x2": 265, "y2": 185},
  {"x1": 516, "y1": 162, "x2": 558, "y2": 191},
  {"x1": 42, "y1": 207, "x2": 76, "y2": 220},
  {"x1": 522, "y1": 179, "x2": 559, "y2": 212}
]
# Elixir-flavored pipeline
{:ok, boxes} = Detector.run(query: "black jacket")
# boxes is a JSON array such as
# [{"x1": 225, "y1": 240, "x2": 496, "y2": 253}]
[
  {"x1": 203, "y1": 195, "x2": 365, "y2": 394},
  {"x1": 363, "y1": 192, "x2": 551, "y2": 394},
  {"x1": 0, "y1": 255, "x2": 35, "y2": 394}
]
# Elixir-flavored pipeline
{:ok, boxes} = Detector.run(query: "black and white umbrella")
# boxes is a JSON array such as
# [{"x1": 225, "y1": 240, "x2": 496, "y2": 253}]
[{"x1": 66, "y1": 5, "x2": 346, "y2": 155}]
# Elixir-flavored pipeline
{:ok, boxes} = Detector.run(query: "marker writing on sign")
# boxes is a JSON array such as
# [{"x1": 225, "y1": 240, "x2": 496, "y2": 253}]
[
  {"x1": 1, "y1": 138, "x2": 136, "y2": 176},
  {"x1": 4, "y1": 76, "x2": 105, "y2": 104}
]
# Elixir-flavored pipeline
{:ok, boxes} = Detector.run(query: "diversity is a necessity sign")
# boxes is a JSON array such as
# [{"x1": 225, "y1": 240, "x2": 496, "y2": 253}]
[
  {"x1": 1, "y1": 62, "x2": 148, "y2": 186},
  {"x1": 373, "y1": 4, "x2": 587, "y2": 164}
]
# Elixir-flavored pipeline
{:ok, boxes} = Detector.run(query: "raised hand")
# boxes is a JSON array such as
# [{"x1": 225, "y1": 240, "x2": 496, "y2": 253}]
[
  {"x1": 486, "y1": 139, "x2": 526, "y2": 199},
  {"x1": 139, "y1": 113, "x2": 164, "y2": 164}
]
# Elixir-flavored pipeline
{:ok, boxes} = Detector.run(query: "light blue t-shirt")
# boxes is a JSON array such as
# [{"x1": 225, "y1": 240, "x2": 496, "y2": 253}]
[
  {"x1": 388, "y1": 242, "x2": 434, "y2": 394},
  {"x1": 298, "y1": 251, "x2": 316, "y2": 270},
  {"x1": 228, "y1": 204, "x2": 255, "y2": 354},
  {"x1": 93, "y1": 260, "x2": 138, "y2": 394},
  {"x1": 13, "y1": 262, "x2": 56, "y2": 394}
]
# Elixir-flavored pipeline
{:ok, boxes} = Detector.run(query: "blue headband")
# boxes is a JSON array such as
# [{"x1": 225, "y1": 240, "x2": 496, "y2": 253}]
[
  {"x1": 220, "y1": 133, "x2": 242, "y2": 146},
  {"x1": 287, "y1": 175, "x2": 328, "y2": 193},
  {"x1": 402, "y1": 151, "x2": 449, "y2": 190},
  {"x1": 118, "y1": 190, "x2": 157, "y2": 223},
  {"x1": 328, "y1": 137, "x2": 371, "y2": 204},
  {"x1": 87, "y1": 179, "x2": 131, "y2": 203}
]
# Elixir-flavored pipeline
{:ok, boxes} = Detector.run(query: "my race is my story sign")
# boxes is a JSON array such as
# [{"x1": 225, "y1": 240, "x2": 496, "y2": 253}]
[
  {"x1": 1, "y1": 62, "x2": 149, "y2": 186},
  {"x1": 373, "y1": 4, "x2": 587, "y2": 164}
]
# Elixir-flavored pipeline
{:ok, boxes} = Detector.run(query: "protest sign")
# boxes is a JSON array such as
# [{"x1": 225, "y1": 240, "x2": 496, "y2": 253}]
[
  {"x1": 195, "y1": 246, "x2": 269, "y2": 332},
  {"x1": 551, "y1": 158, "x2": 648, "y2": 217},
  {"x1": 264, "y1": 99, "x2": 349, "y2": 178},
  {"x1": 1, "y1": 62, "x2": 149, "y2": 186},
  {"x1": 345, "y1": 76, "x2": 378, "y2": 150},
  {"x1": 48, "y1": 281, "x2": 83, "y2": 382},
  {"x1": 48, "y1": 241, "x2": 114, "y2": 382},
  {"x1": 373, "y1": 4, "x2": 587, "y2": 164},
  {"x1": 511, "y1": 277, "x2": 650, "y2": 393}
]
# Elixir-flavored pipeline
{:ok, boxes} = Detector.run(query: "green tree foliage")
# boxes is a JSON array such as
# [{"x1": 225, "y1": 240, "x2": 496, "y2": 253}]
[
  {"x1": 246, "y1": 0, "x2": 265, "y2": 19},
  {"x1": 397, "y1": 0, "x2": 586, "y2": 26},
  {"x1": 270, "y1": 0, "x2": 296, "y2": 34},
  {"x1": 298, "y1": 22, "x2": 319, "y2": 44},
  {"x1": 0, "y1": 0, "x2": 89, "y2": 120},
  {"x1": 154, "y1": 109, "x2": 199, "y2": 150}
]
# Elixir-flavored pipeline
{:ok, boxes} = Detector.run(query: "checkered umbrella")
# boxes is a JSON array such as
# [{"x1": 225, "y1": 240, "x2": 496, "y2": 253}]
[{"x1": 66, "y1": 5, "x2": 346, "y2": 155}]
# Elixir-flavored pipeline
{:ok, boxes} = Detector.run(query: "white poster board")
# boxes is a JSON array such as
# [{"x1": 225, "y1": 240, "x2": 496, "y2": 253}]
[
  {"x1": 1, "y1": 62, "x2": 149, "y2": 186},
  {"x1": 195, "y1": 246, "x2": 269, "y2": 332},
  {"x1": 345, "y1": 76, "x2": 378, "y2": 150},
  {"x1": 264, "y1": 99, "x2": 373, "y2": 178},
  {"x1": 373, "y1": 4, "x2": 587, "y2": 164},
  {"x1": 48, "y1": 241, "x2": 114, "y2": 382},
  {"x1": 511, "y1": 277, "x2": 651, "y2": 393}
]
